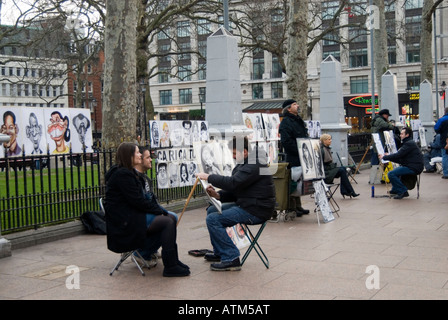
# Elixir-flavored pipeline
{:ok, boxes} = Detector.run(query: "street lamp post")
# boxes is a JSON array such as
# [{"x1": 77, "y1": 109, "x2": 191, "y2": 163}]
[
  {"x1": 140, "y1": 79, "x2": 148, "y2": 143},
  {"x1": 198, "y1": 92, "x2": 205, "y2": 120},
  {"x1": 307, "y1": 87, "x2": 314, "y2": 120}
]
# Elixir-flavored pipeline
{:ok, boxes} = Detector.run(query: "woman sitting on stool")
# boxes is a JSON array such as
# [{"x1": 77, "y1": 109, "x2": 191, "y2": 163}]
[{"x1": 320, "y1": 134, "x2": 359, "y2": 199}]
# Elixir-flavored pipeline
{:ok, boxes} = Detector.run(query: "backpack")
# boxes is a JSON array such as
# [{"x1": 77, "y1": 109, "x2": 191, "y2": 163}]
[{"x1": 80, "y1": 210, "x2": 107, "y2": 235}]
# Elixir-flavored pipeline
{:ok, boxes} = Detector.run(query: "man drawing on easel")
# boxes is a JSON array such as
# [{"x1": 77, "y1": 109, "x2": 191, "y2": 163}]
[{"x1": 196, "y1": 136, "x2": 275, "y2": 272}]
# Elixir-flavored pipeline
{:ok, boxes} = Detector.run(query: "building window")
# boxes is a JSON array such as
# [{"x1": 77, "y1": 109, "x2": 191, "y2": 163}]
[
  {"x1": 350, "y1": 76, "x2": 369, "y2": 94},
  {"x1": 253, "y1": 57, "x2": 264, "y2": 80},
  {"x1": 252, "y1": 83, "x2": 263, "y2": 100},
  {"x1": 179, "y1": 88, "x2": 192, "y2": 104},
  {"x1": 349, "y1": 48, "x2": 368, "y2": 68},
  {"x1": 160, "y1": 90, "x2": 172, "y2": 105},
  {"x1": 177, "y1": 21, "x2": 190, "y2": 38},
  {"x1": 197, "y1": 19, "x2": 211, "y2": 35},
  {"x1": 198, "y1": 40, "x2": 207, "y2": 58},
  {"x1": 406, "y1": 72, "x2": 420, "y2": 91},
  {"x1": 198, "y1": 63, "x2": 206, "y2": 80},
  {"x1": 158, "y1": 28, "x2": 170, "y2": 40},
  {"x1": 271, "y1": 82, "x2": 283, "y2": 99},
  {"x1": 178, "y1": 65, "x2": 192, "y2": 81},
  {"x1": 406, "y1": 44, "x2": 420, "y2": 63},
  {"x1": 272, "y1": 56, "x2": 282, "y2": 79},
  {"x1": 158, "y1": 66, "x2": 170, "y2": 83},
  {"x1": 179, "y1": 42, "x2": 191, "y2": 61}
]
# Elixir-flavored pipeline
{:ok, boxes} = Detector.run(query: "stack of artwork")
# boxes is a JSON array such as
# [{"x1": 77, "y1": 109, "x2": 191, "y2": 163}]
[
  {"x1": 151, "y1": 120, "x2": 236, "y2": 189},
  {"x1": 242, "y1": 113, "x2": 280, "y2": 164},
  {"x1": 1, "y1": 107, "x2": 93, "y2": 158},
  {"x1": 296, "y1": 138, "x2": 334, "y2": 223}
]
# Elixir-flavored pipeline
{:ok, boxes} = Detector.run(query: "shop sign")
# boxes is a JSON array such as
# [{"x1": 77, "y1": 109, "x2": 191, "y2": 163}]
[{"x1": 348, "y1": 95, "x2": 379, "y2": 107}]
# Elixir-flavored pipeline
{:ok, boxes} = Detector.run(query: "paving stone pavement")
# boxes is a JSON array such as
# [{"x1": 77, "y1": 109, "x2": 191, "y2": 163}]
[{"x1": 1, "y1": 169, "x2": 448, "y2": 301}]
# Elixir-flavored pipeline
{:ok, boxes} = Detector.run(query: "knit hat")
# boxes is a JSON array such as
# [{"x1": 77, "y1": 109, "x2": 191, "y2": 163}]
[{"x1": 282, "y1": 99, "x2": 296, "y2": 110}]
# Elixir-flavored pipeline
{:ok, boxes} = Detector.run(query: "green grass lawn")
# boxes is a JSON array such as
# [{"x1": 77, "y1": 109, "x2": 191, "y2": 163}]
[{"x1": 0, "y1": 165, "x2": 100, "y2": 198}]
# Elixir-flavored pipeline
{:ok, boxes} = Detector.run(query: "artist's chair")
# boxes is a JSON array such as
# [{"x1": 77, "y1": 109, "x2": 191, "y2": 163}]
[
  {"x1": 325, "y1": 183, "x2": 340, "y2": 217},
  {"x1": 401, "y1": 174, "x2": 421, "y2": 199},
  {"x1": 100, "y1": 198, "x2": 149, "y2": 276},
  {"x1": 240, "y1": 221, "x2": 269, "y2": 269}
]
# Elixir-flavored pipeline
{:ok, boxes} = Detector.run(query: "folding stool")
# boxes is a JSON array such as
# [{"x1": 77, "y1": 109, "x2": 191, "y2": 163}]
[
  {"x1": 240, "y1": 221, "x2": 269, "y2": 269},
  {"x1": 324, "y1": 183, "x2": 340, "y2": 217},
  {"x1": 100, "y1": 198, "x2": 150, "y2": 276}
]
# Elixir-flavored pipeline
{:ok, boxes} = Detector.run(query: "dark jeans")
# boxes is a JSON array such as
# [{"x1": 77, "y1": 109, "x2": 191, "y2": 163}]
[{"x1": 387, "y1": 166, "x2": 415, "y2": 194}]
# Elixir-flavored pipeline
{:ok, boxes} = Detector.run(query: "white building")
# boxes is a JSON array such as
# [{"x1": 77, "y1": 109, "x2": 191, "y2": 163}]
[{"x1": 148, "y1": 0, "x2": 448, "y2": 130}]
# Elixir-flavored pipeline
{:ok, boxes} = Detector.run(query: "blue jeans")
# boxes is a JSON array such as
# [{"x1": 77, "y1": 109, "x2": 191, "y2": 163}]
[
  {"x1": 206, "y1": 203, "x2": 264, "y2": 262},
  {"x1": 138, "y1": 211, "x2": 178, "y2": 260},
  {"x1": 387, "y1": 166, "x2": 416, "y2": 194},
  {"x1": 442, "y1": 149, "x2": 448, "y2": 177}
]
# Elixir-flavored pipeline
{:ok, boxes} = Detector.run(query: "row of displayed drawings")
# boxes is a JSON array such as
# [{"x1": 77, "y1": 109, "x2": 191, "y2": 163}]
[
  {"x1": 1, "y1": 107, "x2": 93, "y2": 158},
  {"x1": 150, "y1": 115, "x2": 322, "y2": 149}
]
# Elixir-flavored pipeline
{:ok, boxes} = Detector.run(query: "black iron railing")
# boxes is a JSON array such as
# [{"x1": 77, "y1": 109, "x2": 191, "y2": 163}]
[{"x1": 0, "y1": 149, "x2": 204, "y2": 234}]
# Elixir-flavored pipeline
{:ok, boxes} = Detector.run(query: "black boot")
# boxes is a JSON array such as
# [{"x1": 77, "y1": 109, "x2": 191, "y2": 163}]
[
  {"x1": 174, "y1": 245, "x2": 190, "y2": 270},
  {"x1": 162, "y1": 249, "x2": 190, "y2": 277}
]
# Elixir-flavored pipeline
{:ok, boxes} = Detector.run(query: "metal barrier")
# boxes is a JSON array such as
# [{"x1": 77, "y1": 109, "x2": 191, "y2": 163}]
[{"x1": 0, "y1": 149, "x2": 204, "y2": 234}]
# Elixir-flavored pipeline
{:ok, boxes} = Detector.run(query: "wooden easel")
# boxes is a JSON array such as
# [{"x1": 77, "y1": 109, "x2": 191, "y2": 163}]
[
  {"x1": 176, "y1": 177, "x2": 200, "y2": 226},
  {"x1": 354, "y1": 140, "x2": 373, "y2": 176}
]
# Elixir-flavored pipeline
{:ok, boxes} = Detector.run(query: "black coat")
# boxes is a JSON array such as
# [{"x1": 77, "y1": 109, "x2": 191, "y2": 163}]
[
  {"x1": 104, "y1": 165, "x2": 165, "y2": 253},
  {"x1": 383, "y1": 136, "x2": 424, "y2": 174},
  {"x1": 207, "y1": 150, "x2": 276, "y2": 221},
  {"x1": 279, "y1": 112, "x2": 308, "y2": 167}
]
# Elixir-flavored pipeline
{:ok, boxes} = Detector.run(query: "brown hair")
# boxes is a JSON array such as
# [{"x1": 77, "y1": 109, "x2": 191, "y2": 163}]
[{"x1": 116, "y1": 142, "x2": 138, "y2": 170}]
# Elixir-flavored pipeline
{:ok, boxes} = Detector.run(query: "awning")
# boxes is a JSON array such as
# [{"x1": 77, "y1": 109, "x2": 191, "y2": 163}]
[{"x1": 243, "y1": 100, "x2": 284, "y2": 113}]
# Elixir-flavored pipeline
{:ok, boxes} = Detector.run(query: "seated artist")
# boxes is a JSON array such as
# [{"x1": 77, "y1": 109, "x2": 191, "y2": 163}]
[
  {"x1": 320, "y1": 134, "x2": 359, "y2": 199},
  {"x1": 196, "y1": 136, "x2": 275, "y2": 271},
  {"x1": 379, "y1": 126, "x2": 424, "y2": 199}
]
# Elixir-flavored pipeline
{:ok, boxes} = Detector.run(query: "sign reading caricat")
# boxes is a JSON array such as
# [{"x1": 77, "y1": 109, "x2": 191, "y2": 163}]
[{"x1": 0, "y1": 107, "x2": 93, "y2": 158}]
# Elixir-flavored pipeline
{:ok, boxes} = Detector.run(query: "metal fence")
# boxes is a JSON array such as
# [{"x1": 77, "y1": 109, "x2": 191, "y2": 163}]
[
  {"x1": 0, "y1": 149, "x2": 204, "y2": 234},
  {"x1": 0, "y1": 134, "x2": 371, "y2": 234}
]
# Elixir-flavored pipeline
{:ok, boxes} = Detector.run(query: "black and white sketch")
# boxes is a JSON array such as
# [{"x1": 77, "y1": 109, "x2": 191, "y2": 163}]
[
  {"x1": 297, "y1": 138, "x2": 316, "y2": 180},
  {"x1": 71, "y1": 111, "x2": 92, "y2": 152},
  {"x1": 196, "y1": 141, "x2": 222, "y2": 175},
  {"x1": 313, "y1": 180, "x2": 335, "y2": 223},
  {"x1": 150, "y1": 121, "x2": 160, "y2": 148},
  {"x1": 170, "y1": 121, "x2": 183, "y2": 147},
  {"x1": 372, "y1": 133, "x2": 388, "y2": 164},
  {"x1": 306, "y1": 120, "x2": 322, "y2": 138},
  {"x1": 179, "y1": 162, "x2": 190, "y2": 187},
  {"x1": 182, "y1": 120, "x2": 192, "y2": 146},
  {"x1": 168, "y1": 162, "x2": 179, "y2": 187},
  {"x1": 156, "y1": 162, "x2": 169, "y2": 189},
  {"x1": 310, "y1": 139, "x2": 325, "y2": 179},
  {"x1": 200, "y1": 121, "x2": 209, "y2": 141}
]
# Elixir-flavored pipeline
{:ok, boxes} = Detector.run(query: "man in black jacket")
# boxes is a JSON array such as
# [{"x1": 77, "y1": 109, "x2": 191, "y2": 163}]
[
  {"x1": 379, "y1": 127, "x2": 424, "y2": 199},
  {"x1": 279, "y1": 99, "x2": 310, "y2": 216},
  {"x1": 196, "y1": 137, "x2": 275, "y2": 271}
]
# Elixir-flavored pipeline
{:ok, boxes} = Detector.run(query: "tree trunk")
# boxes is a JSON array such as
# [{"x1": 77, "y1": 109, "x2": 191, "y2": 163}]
[
  {"x1": 373, "y1": 0, "x2": 388, "y2": 108},
  {"x1": 420, "y1": 0, "x2": 434, "y2": 85},
  {"x1": 102, "y1": 0, "x2": 138, "y2": 150},
  {"x1": 285, "y1": 0, "x2": 309, "y2": 119}
]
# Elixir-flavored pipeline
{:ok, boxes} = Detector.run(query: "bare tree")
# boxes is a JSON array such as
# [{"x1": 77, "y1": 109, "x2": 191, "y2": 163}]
[{"x1": 102, "y1": 0, "x2": 138, "y2": 148}]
